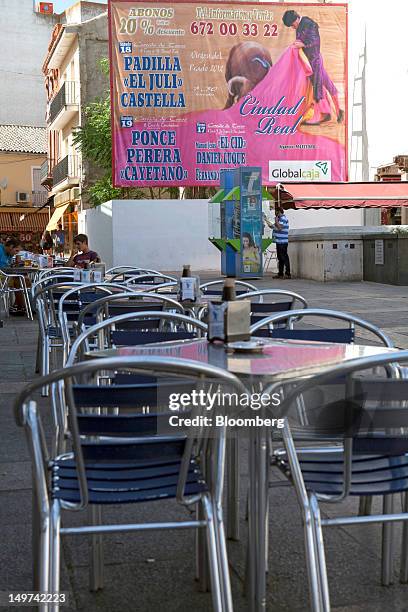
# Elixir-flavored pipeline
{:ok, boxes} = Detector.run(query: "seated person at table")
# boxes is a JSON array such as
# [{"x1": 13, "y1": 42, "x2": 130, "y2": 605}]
[
  {"x1": 67, "y1": 234, "x2": 99, "y2": 269},
  {"x1": 0, "y1": 238, "x2": 30, "y2": 314},
  {"x1": 0, "y1": 237, "x2": 21, "y2": 269}
]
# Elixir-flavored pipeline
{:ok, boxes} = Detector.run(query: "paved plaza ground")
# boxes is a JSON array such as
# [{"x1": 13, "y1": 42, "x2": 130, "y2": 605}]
[{"x1": 2, "y1": 276, "x2": 408, "y2": 611}]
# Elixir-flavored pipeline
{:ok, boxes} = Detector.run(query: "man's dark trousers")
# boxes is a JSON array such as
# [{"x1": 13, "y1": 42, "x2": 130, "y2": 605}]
[{"x1": 276, "y1": 243, "x2": 290, "y2": 277}]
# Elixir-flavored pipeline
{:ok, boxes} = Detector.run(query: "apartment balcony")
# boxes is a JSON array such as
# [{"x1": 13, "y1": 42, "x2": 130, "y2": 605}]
[
  {"x1": 40, "y1": 158, "x2": 54, "y2": 188},
  {"x1": 32, "y1": 191, "x2": 49, "y2": 207},
  {"x1": 49, "y1": 81, "x2": 79, "y2": 130},
  {"x1": 52, "y1": 155, "x2": 81, "y2": 193}
]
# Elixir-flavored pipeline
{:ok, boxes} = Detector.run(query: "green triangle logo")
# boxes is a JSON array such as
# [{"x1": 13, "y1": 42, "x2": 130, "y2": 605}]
[{"x1": 315, "y1": 161, "x2": 329, "y2": 175}]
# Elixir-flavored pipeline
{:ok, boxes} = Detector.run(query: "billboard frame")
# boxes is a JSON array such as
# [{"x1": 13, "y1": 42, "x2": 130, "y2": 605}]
[{"x1": 108, "y1": 0, "x2": 349, "y2": 187}]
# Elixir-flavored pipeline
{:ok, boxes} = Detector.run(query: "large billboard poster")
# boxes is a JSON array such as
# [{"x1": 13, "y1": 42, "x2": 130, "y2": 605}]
[{"x1": 109, "y1": 1, "x2": 348, "y2": 187}]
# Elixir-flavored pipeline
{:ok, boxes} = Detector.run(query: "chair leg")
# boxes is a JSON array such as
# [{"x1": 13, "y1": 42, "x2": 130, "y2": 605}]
[
  {"x1": 226, "y1": 435, "x2": 240, "y2": 541},
  {"x1": 21, "y1": 281, "x2": 33, "y2": 320},
  {"x1": 358, "y1": 496, "x2": 373, "y2": 516},
  {"x1": 49, "y1": 499, "x2": 61, "y2": 612},
  {"x1": 381, "y1": 494, "x2": 395, "y2": 586},
  {"x1": 303, "y1": 506, "x2": 323, "y2": 612},
  {"x1": 202, "y1": 495, "x2": 223, "y2": 612},
  {"x1": 310, "y1": 494, "x2": 331, "y2": 611},
  {"x1": 35, "y1": 334, "x2": 41, "y2": 374},
  {"x1": 400, "y1": 492, "x2": 408, "y2": 583},
  {"x1": 196, "y1": 502, "x2": 210, "y2": 592},
  {"x1": 89, "y1": 505, "x2": 104, "y2": 591},
  {"x1": 212, "y1": 500, "x2": 233, "y2": 611},
  {"x1": 41, "y1": 337, "x2": 49, "y2": 396},
  {"x1": 36, "y1": 505, "x2": 50, "y2": 612}
]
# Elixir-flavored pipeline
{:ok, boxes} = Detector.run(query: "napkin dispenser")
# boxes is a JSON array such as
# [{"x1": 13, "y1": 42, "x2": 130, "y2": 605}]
[
  {"x1": 225, "y1": 299, "x2": 251, "y2": 342},
  {"x1": 208, "y1": 299, "x2": 250, "y2": 342},
  {"x1": 180, "y1": 276, "x2": 200, "y2": 302}
]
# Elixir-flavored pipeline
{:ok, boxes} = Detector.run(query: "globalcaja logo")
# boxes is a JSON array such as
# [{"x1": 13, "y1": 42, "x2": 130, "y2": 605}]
[
  {"x1": 269, "y1": 160, "x2": 332, "y2": 182},
  {"x1": 119, "y1": 41, "x2": 133, "y2": 54},
  {"x1": 315, "y1": 161, "x2": 329, "y2": 176},
  {"x1": 196, "y1": 122, "x2": 207, "y2": 134}
]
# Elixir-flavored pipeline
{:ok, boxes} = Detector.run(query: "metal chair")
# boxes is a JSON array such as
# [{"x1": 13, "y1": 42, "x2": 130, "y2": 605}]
[
  {"x1": 68, "y1": 311, "x2": 207, "y2": 365},
  {"x1": 263, "y1": 244, "x2": 278, "y2": 273},
  {"x1": 124, "y1": 273, "x2": 178, "y2": 289},
  {"x1": 74, "y1": 291, "x2": 186, "y2": 344},
  {"x1": 35, "y1": 282, "x2": 132, "y2": 390},
  {"x1": 237, "y1": 289, "x2": 307, "y2": 326},
  {"x1": 273, "y1": 350, "x2": 408, "y2": 611},
  {"x1": 36, "y1": 267, "x2": 78, "y2": 280},
  {"x1": 57, "y1": 284, "x2": 137, "y2": 364},
  {"x1": 250, "y1": 308, "x2": 394, "y2": 346},
  {"x1": 14, "y1": 356, "x2": 245, "y2": 611},
  {"x1": 31, "y1": 273, "x2": 78, "y2": 301},
  {"x1": 200, "y1": 279, "x2": 258, "y2": 297},
  {"x1": 251, "y1": 308, "x2": 395, "y2": 521},
  {"x1": 0, "y1": 268, "x2": 33, "y2": 319},
  {"x1": 108, "y1": 267, "x2": 161, "y2": 282}
]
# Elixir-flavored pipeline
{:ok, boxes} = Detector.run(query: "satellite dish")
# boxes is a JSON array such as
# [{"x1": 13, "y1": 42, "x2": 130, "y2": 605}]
[{"x1": 0, "y1": 178, "x2": 8, "y2": 190}]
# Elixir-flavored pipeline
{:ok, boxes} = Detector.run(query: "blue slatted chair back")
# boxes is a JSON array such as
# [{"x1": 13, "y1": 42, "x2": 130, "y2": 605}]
[
  {"x1": 261, "y1": 327, "x2": 355, "y2": 343},
  {"x1": 110, "y1": 330, "x2": 196, "y2": 346}
]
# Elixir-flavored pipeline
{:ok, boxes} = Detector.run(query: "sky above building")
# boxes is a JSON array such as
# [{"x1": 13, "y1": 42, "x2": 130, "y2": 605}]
[
  {"x1": 349, "y1": 0, "x2": 408, "y2": 175},
  {"x1": 51, "y1": 0, "x2": 407, "y2": 176}
]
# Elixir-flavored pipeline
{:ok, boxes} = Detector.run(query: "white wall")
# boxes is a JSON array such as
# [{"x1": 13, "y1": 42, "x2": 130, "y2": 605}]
[
  {"x1": 286, "y1": 207, "x2": 364, "y2": 230},
  {"x1": 112, "y1": 199, "x2": 220, "y2": 271},
  {"x1": 80, "y1": 199, "x2": 220, "y2": 271},
  {"x1": 78, "y1": 201, "x2": 113, "y2": 268},
  {"x1": 79, "y1": 198, "x2": 365, "y2": 273}
]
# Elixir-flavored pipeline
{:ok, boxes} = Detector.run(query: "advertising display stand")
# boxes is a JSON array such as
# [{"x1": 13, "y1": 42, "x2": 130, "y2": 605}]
[{"x1": 209, "y1": 167, "x2": 273, "y2": 278}]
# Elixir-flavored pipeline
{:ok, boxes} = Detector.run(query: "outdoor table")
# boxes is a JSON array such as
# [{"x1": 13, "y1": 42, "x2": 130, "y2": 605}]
[
  {"x1": 85, "y1": 337, "x2": 398, "y2": 611},
  {"x1": 3, "y1": 266, "x2": 48, "y2": 282}
]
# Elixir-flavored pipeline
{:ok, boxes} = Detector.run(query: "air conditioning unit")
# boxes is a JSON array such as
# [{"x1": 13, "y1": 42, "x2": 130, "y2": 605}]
[
  {"x1": 54, "y1": 189, "x2": 71, "y2": 207},
  {"x1": 71, "y1": 187, "x2": 80, "y2": 201},
  {"x1": 16, "y1": 191, "x2": 30, "y2": 203},
  {"x1": 37, "y1": 2, "x2": 54, "y2": 14}
]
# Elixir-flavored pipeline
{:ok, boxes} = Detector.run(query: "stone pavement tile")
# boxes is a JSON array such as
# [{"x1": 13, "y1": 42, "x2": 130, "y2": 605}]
[
  {"x1": 0, "y1": 462, "x2": 31, "y2": 491},
  {"x1": 0, "y1": 523, "x2": 74, "y2": 607},
  {"x1": 69, "y1": 557, "x2": 246, "y2": 612},
  {"x1": 62, "y1": 501, "x2": 198, "y2": 568},
  {"x1": 0, "y1": 523, "x2": 33, "y2": 592},
  {"x1": 0, "y1": 381, "x2": 36, "y2": 394},
  {"x1": 0, "y1": 436, "x2": 29, "y2": 463},
  {"x1": 0, "y1": 490, "x2": 31, "y2": 526}
]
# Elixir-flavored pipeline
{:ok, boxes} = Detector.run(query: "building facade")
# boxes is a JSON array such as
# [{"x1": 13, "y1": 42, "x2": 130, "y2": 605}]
[
  {"x1": 41, "y1": 1, "x2": 108, "y2": 238},
  {"x1": 0, "y1": 124, "x2": 49, "y2": 250},
  {"x1": 0, "y1": 0, "x2": 57, "y2": 126},
  {"x1": 376, "y1": 155, "x2": 408, "y2": 225}
]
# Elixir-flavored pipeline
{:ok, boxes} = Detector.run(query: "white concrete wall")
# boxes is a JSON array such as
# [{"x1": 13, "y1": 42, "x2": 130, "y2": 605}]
[
  {"x1": 79, "y1": 198, "x2": 366, "y2": 274},
  {"x1": 0, "y1": 0, "x2": 56, "y2": 126},
  {"x1": 286, "y1": 207, "x2": 364, "y2": 230},
  {"x1": 111, "y1": 199, "x2": 220, "y2": 271},
  {"x1": 290, "y1": 239, "x2": 363, "y2": 281},
  {"x1": 78, "y1": 201, "x2": 113, "y2": 268},
  {"x1": 79, "y1": 199, "x2": 220, "y2": 271}
]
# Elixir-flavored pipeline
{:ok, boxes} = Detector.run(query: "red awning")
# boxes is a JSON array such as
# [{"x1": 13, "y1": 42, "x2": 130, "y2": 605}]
[
  {"x1": 0, "y1": 210, "x2": 49, "y2": 232},
  {"x1": 275, "y1": 182, "x2": 408, "y2": 209}
]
